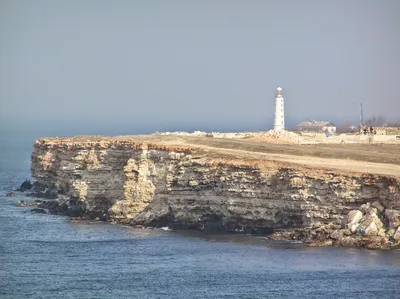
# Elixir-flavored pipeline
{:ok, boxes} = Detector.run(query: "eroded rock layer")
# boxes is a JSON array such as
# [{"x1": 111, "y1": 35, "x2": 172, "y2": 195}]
[{"x1": 31, "y1": 137, "x2": 400, "y2": 248}]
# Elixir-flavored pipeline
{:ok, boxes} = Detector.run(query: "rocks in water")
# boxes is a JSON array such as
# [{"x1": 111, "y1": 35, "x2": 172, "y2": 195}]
[
  {"x1": 336, "y1": 202, "x2": 399, "y2": 249},
  {"x1": 37, "y1": 188, "x2": 58, "y2": 199},
  {"x1": 305, "y1": 224, "x2": 335, "y2": 247},
  {"x1": 33, "y1": 181, "x2": 46, "y2": 192},
  {"x1": 17, "y1": 179, "x2": 33, "y2": 192},
  {"x1": 17, "y1": 197, "x2": 87, "y2": 218},
  {"x1": 393, "y1": 227, "x2": 400, "y2": 242},
  {"x1": 18, "y1": 200, "x2": 43, "y2": 207},
  {"x1": 36, "y1": 198, "x2": 86, "y2": 217},
  {"x1": 364, "y1": 236, "x2": 392, "y2": 250},
  {"x1": 303, "y1": 201, "x2": 400, "y2": 249},
  {"x1": 26, "y1": 184, "x2": 58, "y2": 199},
  {"x1": 59, "y1": 198, "x2": 86, "y2": 217},
  {"x1": 346, "y1": 205, "x2": 385, "y2": 237},
  {"x1": 6, "y1": 192, "x2": 15, "y2": 197},
  {"x1": 31, "y1": 208, "x2": 47, "y2": 214},
  {"x1": 43, "y1": 188, "x2": 58, "y2": 199},
  {"x1": 37, "y1": 200, "x2": 60, "y2": 214}
]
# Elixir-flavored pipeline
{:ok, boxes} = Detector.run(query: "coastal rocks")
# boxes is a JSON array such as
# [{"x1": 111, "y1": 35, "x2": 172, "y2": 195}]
[
  {"x1": 298, "y1": 201, "x2": 400, "y2": 249},
  {"x1": 304, "y1": 224, "x2": 335, "y2": 247},
  {"x1": 393, "y1": 227, "x2": 400, "y2": 242},
  {"x1": 347, "y1": 210, "x2": 363, "y2": 233},
  {"x1": 331, "y1": 202, "x2": 400, "y2": 249},
  {"x1": 37, "y1": 198, "x2": 86, "y2": 216},
  {"x1": 37, "y1": 200, "x2": 61, "y2": 214},
  {"x1": 17, "y1": 197, "x2": 86, "y2": 217},
  {"x1": 17, "y1": 179, "x2": 33, "y2": 192},
  {"x1": 58, "y1": 198, "x2": 86, "y2": 217},
  {"x1": 385, "y1": 209, "x2": 400, "y2": 230},
  {"x1": 31, "y1": 208, "x2": 47, "y2": 214},
  {"x1": 18, "y1": 200, "x2": 42, "y2": 207}
]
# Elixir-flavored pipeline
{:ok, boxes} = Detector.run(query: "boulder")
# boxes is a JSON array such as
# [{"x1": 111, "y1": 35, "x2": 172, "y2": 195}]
[
  {"x1": 360, "y1": 203, "x2": 371, "y2": 214},
  {"x1": 372, "y1": 201, "x2": 385, "y2": 214},
  {"x1": 18, "y1": 179, "x2": 33, "y2": 192},
  {"x1": 384, "y1": 209, "x2": 400, "y2": 229},
  {"x1": 343, "y1": 229, "x2": 352, "y2": 236},
  {"x1": 347, "y1": 210, "x2": 363, "y2": 227},
  {"x1": 38, "y1": 200, "x2": 60, "y2": 214},
  {"x1": 6, "y1": 192, "x2": 15, "y2": 197},
  {"x1": 33, "y1": 181, "x2": 46, "y2": 192},
  {"x1": 338, "y1": 235, "x2": 363, "y2": 247},
  {"x1": 393, "y1": 227, "x2": 400, "y2": 242},
  {"x1": 358, "y1": 214, "x2": 384, "y2": 236},
  {"x1": 365, "y1": 207, "x2": 378, "y2": 216},
  {"x1": 58, "y1": 198, "x2": 86, "y2": 217},
  {"x1": 354, "y1": 225, "x2": 365, "y2": 236},
  {"x1": 43, "y1": 188, "x2": 58, "y2": 199},
  {"x1": 330, "y1": 229, "x2": 343, "y2": 240},
  {"x1": 308, "y1": 239, "x2": 333, "y2": 247},
  {"x1": 31, "y1": 208, "x2": 47, "y2": 214},
  {"x1": 350, "y1": 223, "x2": 359, "y2": 233},
  {"x1": 365, "y1": 236, "x2": 391, "y2": 250},
  {"x1": 18, "y1": 200, "x2": 42, "y2": 207}
]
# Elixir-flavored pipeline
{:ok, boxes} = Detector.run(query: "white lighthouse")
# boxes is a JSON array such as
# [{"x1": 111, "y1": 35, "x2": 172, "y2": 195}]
[{"x1": 273, "y1": 87, "x2": 285, "y2": 131}]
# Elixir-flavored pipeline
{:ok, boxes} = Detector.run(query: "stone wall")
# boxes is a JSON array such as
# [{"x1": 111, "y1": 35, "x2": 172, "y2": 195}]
[{"x1": 375, "y1": 127, "x2": 400, "y2": 136}]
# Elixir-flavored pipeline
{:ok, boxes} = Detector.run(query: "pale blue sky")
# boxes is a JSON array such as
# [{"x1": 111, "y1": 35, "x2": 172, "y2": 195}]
[{"x1": 0, "y1": 0, "x2": 399, "y2": 134}]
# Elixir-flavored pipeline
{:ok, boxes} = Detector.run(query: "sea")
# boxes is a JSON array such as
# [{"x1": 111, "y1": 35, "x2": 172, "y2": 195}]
[{"x1": 1, "y1": 127, "x2": 400, "y2": 299}]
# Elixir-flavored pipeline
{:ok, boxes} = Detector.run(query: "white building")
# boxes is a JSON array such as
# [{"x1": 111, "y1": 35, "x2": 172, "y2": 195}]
[
  {"x1": 274, "y1": 87, "x2": 285, "y2": 131},
  {"x1": 296, "y1": 120, "x2": 336, "y2": 133}
]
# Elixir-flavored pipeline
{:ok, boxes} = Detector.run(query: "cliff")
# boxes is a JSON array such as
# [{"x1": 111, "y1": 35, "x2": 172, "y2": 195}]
[{"x1": 30, "y1": 135, "x2": 400, "y2": 248}]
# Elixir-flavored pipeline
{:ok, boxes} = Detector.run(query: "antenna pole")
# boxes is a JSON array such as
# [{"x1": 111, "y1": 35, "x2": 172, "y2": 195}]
[{"x1": 360, "y1": 102, "x2": 363, "y2": 127}]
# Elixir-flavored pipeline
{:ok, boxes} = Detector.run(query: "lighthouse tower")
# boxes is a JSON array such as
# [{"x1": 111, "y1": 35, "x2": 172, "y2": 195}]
[{"x1": 273, "y1": 87, "x2": 285, "y2": 131}]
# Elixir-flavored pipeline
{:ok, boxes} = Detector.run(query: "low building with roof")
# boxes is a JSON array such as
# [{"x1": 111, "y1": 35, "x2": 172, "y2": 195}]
[{"x1": 296, "y1": 120, "x2": 336, "y2": 133}]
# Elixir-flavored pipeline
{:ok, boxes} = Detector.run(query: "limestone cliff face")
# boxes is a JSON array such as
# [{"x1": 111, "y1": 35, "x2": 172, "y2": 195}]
[{"x1": 31, "y1": 138, "x2": 400, "y2": 243}]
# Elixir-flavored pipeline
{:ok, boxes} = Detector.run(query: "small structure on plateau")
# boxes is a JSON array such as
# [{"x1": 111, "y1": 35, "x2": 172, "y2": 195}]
[{"x1": 297, "y1": 120, "x2": 336, "y2": 133}]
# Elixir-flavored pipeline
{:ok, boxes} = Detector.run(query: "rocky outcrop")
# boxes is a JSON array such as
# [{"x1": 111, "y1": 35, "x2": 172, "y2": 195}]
[
  {"x1": 303, "y1": 202, "x2": 400, "y2": 249},
  {"x1": 30, "y1": 136, "x2": 400, "y2": 248},
  {"x1": 17, "y1": 179, "x2": 33, "y2": 192},
  {"x1": 30, "y1": 208, "x2": 47, "y2": 214}
]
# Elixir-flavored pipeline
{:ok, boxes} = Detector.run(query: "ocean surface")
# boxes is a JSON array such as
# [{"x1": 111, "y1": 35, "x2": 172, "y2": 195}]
[{"x1": 1, "y1": 129, "x2": 400, "y2": 299}]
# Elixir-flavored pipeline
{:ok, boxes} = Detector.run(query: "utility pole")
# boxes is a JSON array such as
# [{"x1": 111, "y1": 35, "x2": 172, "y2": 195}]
[{"x1": 360, "y1": 102, "x2": 364, "y2": 126}]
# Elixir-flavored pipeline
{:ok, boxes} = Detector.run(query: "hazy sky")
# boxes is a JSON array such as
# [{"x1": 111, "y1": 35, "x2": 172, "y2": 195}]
[{"x1": 0, "y1": 0, "x2": 399, "y2": 134}]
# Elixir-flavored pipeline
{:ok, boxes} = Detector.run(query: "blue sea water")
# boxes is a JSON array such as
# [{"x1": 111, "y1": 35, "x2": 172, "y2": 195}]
[{"x1": 1, "y1": 129, "x2": 400, "y2": 299}]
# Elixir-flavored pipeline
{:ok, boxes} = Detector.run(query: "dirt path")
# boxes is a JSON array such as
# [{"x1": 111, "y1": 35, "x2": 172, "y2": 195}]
[
  {"x1": 174, "y1": 138, "x2": 400, "y2": 177},
  {"x1": 219, "y1": 148, "x2": 400, "y2": 177}
]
